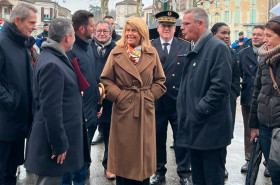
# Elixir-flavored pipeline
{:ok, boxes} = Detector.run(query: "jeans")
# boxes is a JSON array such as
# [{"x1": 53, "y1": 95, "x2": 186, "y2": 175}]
[
  {"x1": 259, "y1": 124, "x2": 280, "y2": 185},
  {"x1": 61, "y1": 164, "x2": 87, "y2": 185}
]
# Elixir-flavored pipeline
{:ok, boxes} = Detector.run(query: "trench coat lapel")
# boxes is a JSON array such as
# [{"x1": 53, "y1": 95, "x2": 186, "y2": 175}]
[
  {"x1": 136, "y1": 48, "x2": 153, "y2": 74},
  {"x1": 114, "y1": 48, "x2": 143, "y2": 85}
]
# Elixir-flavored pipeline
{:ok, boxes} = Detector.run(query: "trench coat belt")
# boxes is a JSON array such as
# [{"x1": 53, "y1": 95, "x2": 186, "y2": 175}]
[{"x1": 121, "y1": 85, "x2": 151, "y2": 118}]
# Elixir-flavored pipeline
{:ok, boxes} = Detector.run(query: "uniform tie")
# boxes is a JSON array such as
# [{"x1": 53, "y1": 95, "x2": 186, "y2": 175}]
[{"x1": 162, "y1": 43, "x2": 169, "y2": 64}]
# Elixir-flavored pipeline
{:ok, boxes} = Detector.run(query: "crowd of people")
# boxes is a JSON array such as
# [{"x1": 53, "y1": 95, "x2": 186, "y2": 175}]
[{"x1": 0, "y1": 1, "x2": 280, "y2": 185}]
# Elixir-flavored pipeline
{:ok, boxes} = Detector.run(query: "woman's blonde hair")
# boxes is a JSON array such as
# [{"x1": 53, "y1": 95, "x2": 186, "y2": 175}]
[{"x1": 116, "y1": 17, "x2": 151, "y2": 51}]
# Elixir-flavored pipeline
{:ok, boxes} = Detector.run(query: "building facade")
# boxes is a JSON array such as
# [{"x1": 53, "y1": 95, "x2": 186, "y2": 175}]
[{"x1": 116, "y1": 0, "x2": 137, "y2": 27}]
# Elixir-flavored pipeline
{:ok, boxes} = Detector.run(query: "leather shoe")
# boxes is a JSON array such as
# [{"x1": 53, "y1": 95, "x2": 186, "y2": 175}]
[
  {"x1": 225, "y1": 168, "x2": 228, "y2": 178},
  {"x1": 150, "y1": 174, "x2": 165, "y2": 185},
  {"x1": 264, "y1": 167, "x2": 270, "y2": 177},
  {"x1": 91, "y1": 132, "x2": 104, "y2": 145},
  {"x1": 241, "y1": 161, "x2": 249, "y2": 173},
  {"x1": 104, "y1": 170, "x2": 116, "y2": 180},
  {"x1": 180, "y1": 177, "x2": 193, "y2": 185}
]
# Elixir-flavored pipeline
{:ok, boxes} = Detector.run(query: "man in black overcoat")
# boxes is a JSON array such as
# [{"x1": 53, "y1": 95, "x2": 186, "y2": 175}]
[
  {"x1": 177, "y1": 8, "x2": 232, "y2": 185},
  {"x1": 91, "y1": 20, "x2": 117, "y2": 180},
  {"x1": 0, "y1": 3, "x2": 37, "y2": 184},
  {"x1": 239, "y1": 25, "x2": 265, "y2": 173},
  {"x1": 24, "y1": 18, "x2": 84, "y2": 185},
  {"x1": 150, "y1": 11, "x2": 192, "y2": 185}
]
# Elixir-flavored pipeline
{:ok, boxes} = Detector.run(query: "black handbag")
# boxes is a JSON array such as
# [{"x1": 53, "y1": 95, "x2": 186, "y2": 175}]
[{"x1": 267, "y1": 128, "x2": 280, "y2": 171}]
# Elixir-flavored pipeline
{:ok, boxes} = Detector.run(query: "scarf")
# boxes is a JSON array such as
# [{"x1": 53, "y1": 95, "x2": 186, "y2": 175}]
[
  {"x1": 252, "y1": 44, "x2": 261, "y2": 63},
  {"x1": 258, "y1": 43, "x2": 280, "y2": 66},
  {"x1": 94, "y1": 37, "x2": 112, "y2": 58},
  {"x1": 127, "y1": 45, "x2": 141, "y2": 65}
]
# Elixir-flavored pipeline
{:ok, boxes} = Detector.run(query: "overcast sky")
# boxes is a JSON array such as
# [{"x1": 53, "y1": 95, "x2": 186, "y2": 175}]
[{"x1": 57, "y1": 0, "x2": 153, "y2": 13}]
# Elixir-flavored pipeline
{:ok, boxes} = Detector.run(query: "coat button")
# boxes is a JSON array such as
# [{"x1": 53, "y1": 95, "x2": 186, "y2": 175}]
[
  {"x1": 172, "y1": 86, "x2": 176, "y2": 89},
  {"x1": 129, "y1": 100, "x2": 132, "y2": 103},
  {"x1": 177, "y1": 62, "x2": 180, "y2": 65},
  {"x1": 172, "y1": 74, "x2": 175, "y2": 77},
  {"x1": 85, "y1": 119, "x2": 88, "y2": 122}
]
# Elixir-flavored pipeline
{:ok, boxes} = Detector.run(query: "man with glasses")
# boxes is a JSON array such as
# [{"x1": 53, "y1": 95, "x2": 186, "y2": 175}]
[
  {"x1": 150, "y1": 11, "x2": 192, "y2": 185},
  {"x1": 91, "y1": 20, "x2": 116, "y2": 180},
  {"x1": 103, "y1": 16, "x2": 121, "y2": 42},
  {"x1": 239, "y1": 25, "x2": 266, "y2": 175},
  {"x1": 177, "y1": 8, "x2": 232, "y2": 184}
]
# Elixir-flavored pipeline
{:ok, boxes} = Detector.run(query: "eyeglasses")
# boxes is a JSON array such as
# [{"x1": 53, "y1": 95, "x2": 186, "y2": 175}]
[
  {"x1": 181, "y1": 20, "x2": 199, "y2": 26},
  {"x1": 95, "y1": 30, "x2": 110, "y2": 34},
  {"x1": 252, "y1": 33, "x2": 263, "y2": 37}
]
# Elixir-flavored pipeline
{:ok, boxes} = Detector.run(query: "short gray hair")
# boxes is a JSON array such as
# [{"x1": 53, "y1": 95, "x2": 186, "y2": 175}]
[
  {"x1": 10, "y1": 2, "x2": 37, "y2": 23},
  {"x1": 184, "y1": 8, "x2": 209, "y2": 29},
  {"x1": 49, "y1": 18, "x2": 73, "y2": 43},
  {"x1": 96, "y1": 20, "x2": 113, "y2": 33}
]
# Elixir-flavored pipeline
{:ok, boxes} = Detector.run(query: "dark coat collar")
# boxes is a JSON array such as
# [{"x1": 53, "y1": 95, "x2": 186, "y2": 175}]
[
  {"x1": 2, "y1": 22, "x2": 29, "y2": 47},
  {"x1": 191, "y1": 31, "x2": 213, "y2": 53},
  {"x1": 74, "y1": 35, "x2": 89, "y2": 51}
]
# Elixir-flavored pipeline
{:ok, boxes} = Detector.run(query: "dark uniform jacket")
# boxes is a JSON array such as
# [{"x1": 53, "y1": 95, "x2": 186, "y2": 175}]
[
  {"x1": 249, "y1": 59, "x2": 280, "y2": 129},
  {"x1": 176, "y1": 32, "x2": 232, "y2": 150},
  {"x1": 239, "y1": 46, "x2": 258, "y2": 106},
  {"x1": 151, "y1": 37, "x2": 190, "y2": 111},
  {"x1": 25, "y1": 39, "x2": 84, "y2": 176},
  {"x1": 91, "y1": 40, "x2": 116, "y2": 123},
  {"x1": 0, "y1": 22, "x2": 33, "y2": 141},
  {"x1": 67, "y1": 35, "x2": 100, "y2": 128}
]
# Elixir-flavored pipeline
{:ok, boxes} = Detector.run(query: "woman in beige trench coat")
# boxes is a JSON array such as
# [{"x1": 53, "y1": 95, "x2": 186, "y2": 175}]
[{"x1": 100, "y1": 17, "x2": 166, "y2": 185}]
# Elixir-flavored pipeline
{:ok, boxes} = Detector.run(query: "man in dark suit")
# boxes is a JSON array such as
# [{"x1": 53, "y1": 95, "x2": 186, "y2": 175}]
[
  {"x1": 91, "y1": 20, "x2": 116, "y2": 180},
  {"x1": 150, "y1": 11, "x2": 191, "y2": 185},
  {"x1": 239, "y1": 25, "x2": 265, "y2": 173},
  {"x1": 177, "y1": 8, "x2": 232, "y2": 185},
  {"x1": 0, "y1": 3, "x2": 37, "y2": 184},
  {"x1": 60, "y1": 10, "x2": 101, "y2": 185},
  {"x1": 24, "y1": 18, "x2": 85, "y2": 185}
]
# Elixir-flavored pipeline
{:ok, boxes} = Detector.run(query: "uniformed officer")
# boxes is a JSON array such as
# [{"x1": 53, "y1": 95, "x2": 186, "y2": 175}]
[{"x1": 150, "y1": 11, "x2": 192, "y2": 185}]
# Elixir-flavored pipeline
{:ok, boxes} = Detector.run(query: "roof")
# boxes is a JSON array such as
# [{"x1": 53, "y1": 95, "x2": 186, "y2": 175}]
[
  {"x1": 116, "y1": 0, "x2": 137, "y2": 6},
  {"x1": 0, "y1": 0, "x2": 13, "y2": 6},
  {"x1": 21, "y1": 0, "x2": 53, "y2": 3}
]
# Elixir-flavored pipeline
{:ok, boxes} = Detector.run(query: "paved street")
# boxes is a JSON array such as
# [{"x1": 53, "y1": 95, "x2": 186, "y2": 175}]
[{"x1": 16, "y1": 102, "x2": 272, "y2": 185}]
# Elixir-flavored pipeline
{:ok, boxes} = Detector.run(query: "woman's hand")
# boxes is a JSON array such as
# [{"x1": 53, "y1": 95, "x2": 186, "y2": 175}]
[{"x1": 250, "y1": 128, "x2": 259, "y2": 142}]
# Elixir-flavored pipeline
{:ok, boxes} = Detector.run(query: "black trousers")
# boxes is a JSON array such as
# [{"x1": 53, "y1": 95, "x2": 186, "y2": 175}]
[
  {"x1": 155, "y1": 110, "x2": 191, "y2": 178},
  {"x1": 190, "y1": 148, "x2": 225, "y2": 185},
  {"x1": 0, "y1": 139, "x2": 24, "y2": 185},
  {"x1": 116, "y1": 176, "x2": 149, "y2": 185},
  {"x1": 101, "y1": 121, "x2": 111, "y2": 170}
]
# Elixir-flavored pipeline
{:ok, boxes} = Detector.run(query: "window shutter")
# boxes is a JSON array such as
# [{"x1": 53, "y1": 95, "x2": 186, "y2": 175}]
[
  {"x1": 229, "y1": 10, "x2": 232, "y2": 24},
  {"x1": 208, "y1": 12, "x2": 212, "y2": 25},
  {"x1": 221, "y1": 11, "x2": 224, "y2": 22},
  {"x1": 41, "y1": 7, "x2": 44, "y2": 22},
  {"x1": 50, "y1": 8, "x2": 53, "y2": 18}
]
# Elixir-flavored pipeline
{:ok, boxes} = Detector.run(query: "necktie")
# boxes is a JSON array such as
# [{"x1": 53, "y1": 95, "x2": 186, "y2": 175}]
[{"x1": 162, "y1": 43, "x2": 169, "y2": 64}]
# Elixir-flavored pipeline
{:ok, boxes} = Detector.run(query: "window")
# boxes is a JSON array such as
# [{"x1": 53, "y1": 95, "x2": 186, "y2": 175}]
[
  {"x1": 215, "y1": 0, "x2": 220, "y2": 8},
  {"x1": 208, "y1": 12, "x2": 212, "y2": 25},
  {"x1": 235, "y1": 0, "x2": 241, "y2": 7},
  {"x1": 234, "y1": 10, "x2": 240, "y2": 24},
  {"x1": 215, "y1": 13, "x2": 220, "y2": 23},
  {"x1": 224, "y1": 11, "x2": 231, "y2": 24},
  {"x1": 146, "y1": 13, "x2": 152, "y2": 27},
  {"x1": 250, "y1": 8, "x2": 257, "y2": 24},
  {"x1": 235, "y1": 30, "x2": 239, "y2": 40},
  {"x1": 206, "y1": 1, "x2": 210, "y2": 9},
  {"x1": 44, "y1": 8, "x2": 50, "y2": 19},
  {"x1": 225, "y1": 0, "x2": 230, "y2": 7},
  {"x1": 251, "y1": 0, "x2": 257, "y2": 5},
  {"x1": 4, "y1": 7, "x2": 8, "y2": 14}
]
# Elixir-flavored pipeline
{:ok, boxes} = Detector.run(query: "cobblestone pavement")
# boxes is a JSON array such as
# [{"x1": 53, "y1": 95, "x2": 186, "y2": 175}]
[{"x1": 16, "y1": 102, "x2": 272, "y2": 185}]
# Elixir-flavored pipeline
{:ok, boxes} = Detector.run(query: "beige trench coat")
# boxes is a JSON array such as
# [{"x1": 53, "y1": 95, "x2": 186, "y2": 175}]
[{"x1": 100, "y1": 45, "x2": 166, "y2": 181}]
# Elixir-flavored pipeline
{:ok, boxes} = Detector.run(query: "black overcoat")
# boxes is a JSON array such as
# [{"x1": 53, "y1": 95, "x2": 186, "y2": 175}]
[
  {"x1": 151, "y1": 37, "x2": 190, "y2": 111},
  {"x1": 91, "y1": 40, "x2": 116, "y2": 123},
  {"x1": 0, "y1": 22, "x2": 33, "y2": 141},
  {"x1": 176, "y1": 33, "x2": 233, "y2": 150},
  {"x1": 239, "y1": 47, "x2": 258, "y2": 106},
  {"x1": 67, "y1": 36, "x2": 100, "y2": 128},
  {"x1": 24, "y1": 39, "x2": 84, "y2": 176}
]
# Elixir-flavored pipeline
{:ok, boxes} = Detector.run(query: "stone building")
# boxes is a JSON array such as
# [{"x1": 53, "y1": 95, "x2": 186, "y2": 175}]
[{"x1": 115, "y1": 0, "x2": 137, "y2": 27}]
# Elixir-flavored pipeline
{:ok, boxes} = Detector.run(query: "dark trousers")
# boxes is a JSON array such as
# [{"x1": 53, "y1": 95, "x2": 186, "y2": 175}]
[
  {"x1": 155, "y1": 110, "x2": 191, "y2": 178},
  {"x1": 190, "y1": 148, "x2": 225, "y2": 185},
  {"x1": 116, "y1": 176, "x2": 149, "y2": 185},
  {"x1": 259, "y1": 124, "x2": 280, "y2": 184},
  {"x1": 61, "y1": 163, "x2": 87, "y2": 185},
  {"x1": 102, "y1": 121, "x2": 111, "y2": 170},
  {"x1": 241, "y1": 105, "x2": 253, "y2": 161},
  {"x1": 0, "y1": 139, "x2": 24, "y2": 185}
]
